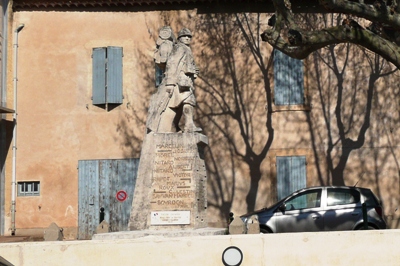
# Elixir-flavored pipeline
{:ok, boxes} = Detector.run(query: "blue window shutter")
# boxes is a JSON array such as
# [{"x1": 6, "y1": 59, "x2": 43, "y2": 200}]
[
  {"x1": 277, "y1": 156, "x2": 306, "y2": 200},
  {"x1": 277, "y1": 156, "x2": 291, "y2": 200},
  {"x1": 290, "y1": 156, "x2": 306, "y2": 191},
  {"x1": 274, "y1": 50, "x2": 289, "y2": 105},
  {"x1": 92, "y1": 48, "x2": 106, "y2": 105},
  {"x1": 106, "y1": 46, "x2": 123, "y2": 104},
  {"x1": 290, "y1": 58, "x2": 304, "y2": 104},
  {"x1": 274, "y1": 50, "x2": 304, "y2": 105}
]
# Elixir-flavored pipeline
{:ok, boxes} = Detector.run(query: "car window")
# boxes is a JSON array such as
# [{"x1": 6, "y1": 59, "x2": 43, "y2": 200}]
[
  {"x1": 284, "y1": 190, "x2": 321, "y2": 210},
  {"x1": 327, "y1": 188, "x2": 360, "y2": 206}
]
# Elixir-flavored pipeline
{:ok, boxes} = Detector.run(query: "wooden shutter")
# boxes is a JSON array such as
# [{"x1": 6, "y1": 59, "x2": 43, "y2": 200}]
[
  {"x1": 106, "y1": 46, "x2": 123, "y2": 104},
  {"x1": 277, "y1": 156, "x2": 307, "y2": 200},
  {"x1": 274, "y1": 50, "x2": 304, "y2": 105},
  {"x1": 290, "y1": 56, "x2": 304, "y2": 104},
  {"x1": 92, "y1": 48, "x2": 107, "y2": 105}
]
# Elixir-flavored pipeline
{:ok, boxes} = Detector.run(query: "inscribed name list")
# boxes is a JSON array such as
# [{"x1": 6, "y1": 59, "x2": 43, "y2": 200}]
[{"x1": 150, "y1": 143, "x2": 197, "y2": 210}]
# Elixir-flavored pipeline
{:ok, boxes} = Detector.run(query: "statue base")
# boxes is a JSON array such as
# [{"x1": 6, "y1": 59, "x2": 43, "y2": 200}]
[{"x1": 128, "y1": 132, "x2": 208, "y2": 231}]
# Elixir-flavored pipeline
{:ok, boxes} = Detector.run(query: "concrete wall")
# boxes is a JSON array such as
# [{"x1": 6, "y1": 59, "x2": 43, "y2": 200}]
[{"x1": 0, "y1": 230, "x2": 399, "y2": 266}]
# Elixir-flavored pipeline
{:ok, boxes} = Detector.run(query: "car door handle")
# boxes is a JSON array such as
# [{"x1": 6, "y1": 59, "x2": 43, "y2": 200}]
[
  {"x1": 312, "y1": 215, "x2": 320, "y2": 220},
  {"x1": 351, "y1": 212, "x2": 360, "y2": 216}
]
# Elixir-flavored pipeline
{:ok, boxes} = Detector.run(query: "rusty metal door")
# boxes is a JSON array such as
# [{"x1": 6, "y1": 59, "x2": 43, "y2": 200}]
[{"x1": 78, "y1": 158, "x2": 139, "y2": 239}]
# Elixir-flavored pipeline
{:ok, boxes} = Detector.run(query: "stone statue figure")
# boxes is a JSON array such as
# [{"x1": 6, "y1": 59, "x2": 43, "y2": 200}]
[
  {"x1": 153, "y1": 26, "x2": 176, "y2": 86},
  {"x1": 147, "y1": 27, "x2": 202, "y2": 133}
]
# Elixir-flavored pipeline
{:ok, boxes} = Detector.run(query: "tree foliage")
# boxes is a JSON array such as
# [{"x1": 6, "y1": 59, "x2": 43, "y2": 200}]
[{"x1": 261, "y1": 0, "x2": 400, "y2": 68}]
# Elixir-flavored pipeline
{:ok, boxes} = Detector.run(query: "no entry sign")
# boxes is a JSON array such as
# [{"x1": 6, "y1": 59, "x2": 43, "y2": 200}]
[{"x1": 116, "y1": 190, "x2": 128, "y2": 202}]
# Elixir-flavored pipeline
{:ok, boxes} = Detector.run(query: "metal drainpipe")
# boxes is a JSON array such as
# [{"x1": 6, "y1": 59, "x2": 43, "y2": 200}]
[
  {"x1": 11, "y1": 23, "x2": 24, "y2": 236},
  {"x1": 1, "y1": 0, "x2": 10, "y2": 237}
]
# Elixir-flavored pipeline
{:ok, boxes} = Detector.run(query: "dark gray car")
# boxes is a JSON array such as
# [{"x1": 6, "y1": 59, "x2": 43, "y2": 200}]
[{"x1": 241, "y1": 186, "x2": 387, "y2": 233}]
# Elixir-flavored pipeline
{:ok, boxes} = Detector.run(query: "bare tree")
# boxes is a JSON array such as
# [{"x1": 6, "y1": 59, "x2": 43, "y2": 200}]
[
  {"x1": 195, "y1": 13, "x2": 274, "y2": 215},
  {"x1": 262, "y1": 0, "x2": 400, "y2": 68}
]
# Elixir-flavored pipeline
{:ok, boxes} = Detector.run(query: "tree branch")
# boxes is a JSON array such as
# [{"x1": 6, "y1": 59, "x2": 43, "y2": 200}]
[
  {"x1": 262, "y1": 23, "x2": 400, "y2": 68},
  {"x1": 262, "y1": 0, "x2": 400, "y2": 69},
  {"x1": 319, "y1": 0, "x2": 400, "y2": 29}
]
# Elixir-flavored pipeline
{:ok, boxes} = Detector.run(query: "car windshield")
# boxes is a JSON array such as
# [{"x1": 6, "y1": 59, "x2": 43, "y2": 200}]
[
  {"x1": 269, "y1": 198, "x2": 286, "y2": 210},
  {"x1": 244, "y1": 197, "x2": 287, "y2": 216}
]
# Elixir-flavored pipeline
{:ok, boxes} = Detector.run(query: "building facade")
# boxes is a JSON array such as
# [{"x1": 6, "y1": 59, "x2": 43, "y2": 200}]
[{"x1": 0, "y1": 0, "x2": 398, "y2": 238}]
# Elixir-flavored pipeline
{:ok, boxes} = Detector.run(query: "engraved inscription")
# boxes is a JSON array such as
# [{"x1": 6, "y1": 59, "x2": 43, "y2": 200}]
[
  {"x1": 150, "y1": 143, "x2": 197, "y2": 211},
  {"x1": 151, "y1": 211, "x2": 191, "y2": 225}
]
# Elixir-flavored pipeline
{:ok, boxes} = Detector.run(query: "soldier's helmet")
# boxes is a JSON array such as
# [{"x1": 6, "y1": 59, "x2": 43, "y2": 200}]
[{"x1": 178, "y1": 28, "x2": 192, "y2": 38}]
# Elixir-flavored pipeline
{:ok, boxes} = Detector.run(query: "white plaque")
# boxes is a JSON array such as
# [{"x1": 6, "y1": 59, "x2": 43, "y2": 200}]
[{"x1": 150, "y1": 211, "x2": 191, "y2": 225}]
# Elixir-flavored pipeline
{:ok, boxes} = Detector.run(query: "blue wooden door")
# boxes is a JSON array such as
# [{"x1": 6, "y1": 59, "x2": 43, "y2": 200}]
[
  {"x1": 78, "y1": 158, "x2": 139, "y2": 239},
  {"x1": 276, "y1": 156, "x2": 307, "y2": 200}
]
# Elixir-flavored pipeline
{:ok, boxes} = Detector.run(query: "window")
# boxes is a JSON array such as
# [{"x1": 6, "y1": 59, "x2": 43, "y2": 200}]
[
  {"x1": 273, "y1": 49, "x2": 305, "y2": 107},
  {"x1": 18, "y1": 181, "x2": 40, "y2": 197},
  {"x1": 92, "y1": 46, "x2": 123, "y2": 107},
  {"x1": 327, "y1": 189, "x2": 360, "y2": 206},
  {"x1": 277, "y1": 156, "x2": 307, "y2": 200},
  {"x1": 285, "y1": 190, "x2": 322, "y2": 210}
]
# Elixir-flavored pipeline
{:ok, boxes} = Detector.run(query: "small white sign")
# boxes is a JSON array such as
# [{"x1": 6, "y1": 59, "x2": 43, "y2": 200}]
[{"x1": 150, "y1": 211, "x2": 191, "y2": 225}]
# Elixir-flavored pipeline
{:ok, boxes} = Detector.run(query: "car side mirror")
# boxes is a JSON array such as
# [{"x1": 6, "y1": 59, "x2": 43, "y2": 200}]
[{"x1": 279, "y1": 203, "x2": 286, "y2": 212}]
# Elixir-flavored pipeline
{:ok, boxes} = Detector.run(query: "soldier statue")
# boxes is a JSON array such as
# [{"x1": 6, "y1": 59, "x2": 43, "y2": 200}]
[
  {"x1": 147, "y1": 27, "x2": 202, "y2": 133},
  {"x1": 153, "y1": 26, "x2": 175, "y2": 87}
]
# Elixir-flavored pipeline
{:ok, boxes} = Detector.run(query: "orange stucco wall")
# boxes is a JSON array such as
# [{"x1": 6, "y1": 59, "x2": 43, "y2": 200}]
[{"x1": 7, "y1": 11, "x2": 160, "y2": 237}]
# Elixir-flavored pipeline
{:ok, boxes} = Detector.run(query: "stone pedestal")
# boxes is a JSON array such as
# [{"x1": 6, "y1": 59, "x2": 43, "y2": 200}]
[
  {"x1": 128, "y1": 132, "x2": 208, "y2": 231},
  {"x1": 246, "y1": 215, "x2": 260, "y2": 234},
  {"x1": 96, "y1": 220, "x2": 110, "y2": 234},
  {"x1": 228, "y1": 217, "x2": 245, "y2": 235},
  {"x1": 44, "y1": 222, "x2": 63, "y2": 241}
]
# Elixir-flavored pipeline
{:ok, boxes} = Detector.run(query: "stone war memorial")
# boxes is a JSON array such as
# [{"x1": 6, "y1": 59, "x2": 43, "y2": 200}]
[
  {"x1": 128, "y1": 26, "x2": 225, "y2": 236},
  {"x1": 94, "y1": 27, "x2": 225, "y2": 239}
]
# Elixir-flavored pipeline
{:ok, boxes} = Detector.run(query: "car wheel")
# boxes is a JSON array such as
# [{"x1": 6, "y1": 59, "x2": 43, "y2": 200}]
[
  {"x1": 260, "y1": 227, "x2": 271, "y2": 234},
  {"x1": 356, "y1": 225, "x2": 376, "y2": 230}
]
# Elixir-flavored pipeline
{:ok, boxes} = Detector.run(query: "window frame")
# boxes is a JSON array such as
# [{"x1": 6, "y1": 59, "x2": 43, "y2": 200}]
[{"x1": 17, "y1": 181, "x2": 40, "y2": 197}]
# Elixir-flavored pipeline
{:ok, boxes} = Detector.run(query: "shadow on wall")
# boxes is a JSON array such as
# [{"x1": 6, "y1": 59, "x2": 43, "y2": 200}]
[
  {"x1": 0, "y1": 119, "x2": 14, "y2": 172},
  {"x1": 115, "y1": 12, "x2": 400, "y2": 228},
  {"x1": 303, "y1": 15, "x2": 400, "y2": 225},
  {"x1": 194, "y1": 13, "x2": 275, "y2": 221},
  {"x1": 118, "y1": 13, "x2": 276, "y2": 227}
]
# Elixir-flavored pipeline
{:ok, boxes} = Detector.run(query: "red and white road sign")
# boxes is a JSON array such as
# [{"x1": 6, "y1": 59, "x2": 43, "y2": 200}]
[{"x1": 116, "y1": 190, "x2": 128, "y2": 202}]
